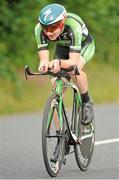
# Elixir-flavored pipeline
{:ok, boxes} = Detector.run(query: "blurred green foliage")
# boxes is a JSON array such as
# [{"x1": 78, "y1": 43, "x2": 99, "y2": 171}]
[
  {"x1": 0, "y1": 0, "x2": 119, "y2": 78},
  {"x1": 0, "y1": 0, "x2": 119, "y2": 114}
]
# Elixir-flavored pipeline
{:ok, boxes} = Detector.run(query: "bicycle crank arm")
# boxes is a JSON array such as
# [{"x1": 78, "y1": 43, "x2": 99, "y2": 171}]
[{"x1": 69, "y1": 131, "x2": 81, "y2": 145}]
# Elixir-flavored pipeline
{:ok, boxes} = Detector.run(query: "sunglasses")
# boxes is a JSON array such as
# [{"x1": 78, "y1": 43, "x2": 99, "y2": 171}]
[{"x1": 41, "y1": 20, "x2": 64, "y2": 33}]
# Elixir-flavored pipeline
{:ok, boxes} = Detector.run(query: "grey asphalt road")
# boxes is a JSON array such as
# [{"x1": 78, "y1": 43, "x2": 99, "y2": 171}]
[{"x1": 0, "y1": 104, "x2": 119, "y2": 179}]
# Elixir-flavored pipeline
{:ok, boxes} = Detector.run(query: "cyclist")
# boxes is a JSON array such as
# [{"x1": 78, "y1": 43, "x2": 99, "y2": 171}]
[{"x1": 35, "y1": 3, "x2": 95, "y2": 125}]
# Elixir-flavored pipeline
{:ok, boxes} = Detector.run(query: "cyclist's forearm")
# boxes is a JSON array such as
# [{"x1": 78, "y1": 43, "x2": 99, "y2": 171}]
[
  {"x1": 38, "y1": 50, "x2": 49, "y2": 64},
  {"x1": 60, "y1": 59, "x2": 77, "y2": 68},
  {"x1": 60, "y1": 52, "x2": 80, "y2": 68}
]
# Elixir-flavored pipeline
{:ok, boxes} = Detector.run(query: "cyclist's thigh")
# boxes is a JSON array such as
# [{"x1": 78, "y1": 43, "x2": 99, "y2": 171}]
[{"x1": 81, "y1": 39, "x2": 95, "y2": 63}]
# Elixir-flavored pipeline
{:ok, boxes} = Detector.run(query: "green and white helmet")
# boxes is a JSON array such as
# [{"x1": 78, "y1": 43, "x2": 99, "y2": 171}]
[{"x1": 39, "y1": 4, "x2": 67, "y2": 31}]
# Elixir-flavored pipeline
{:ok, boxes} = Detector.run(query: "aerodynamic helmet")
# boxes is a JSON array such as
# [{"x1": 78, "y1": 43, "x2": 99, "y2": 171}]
[{"x1": 39, "y1": 4, "x2": 67, "y2": 33}]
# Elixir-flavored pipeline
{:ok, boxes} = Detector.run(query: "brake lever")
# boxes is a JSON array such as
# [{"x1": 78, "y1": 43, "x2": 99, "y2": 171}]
[
  {"x1": 25, "y1": 65, "x2": 29, "y2": 80},
  {"x1": 25, "y1": 65, "x2": 36, "y2": 80}
]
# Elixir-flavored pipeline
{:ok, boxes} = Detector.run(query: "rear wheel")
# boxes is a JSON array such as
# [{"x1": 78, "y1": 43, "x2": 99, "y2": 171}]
[
  {"x1": 74, "y1": 99, "x2": 95, "y2": 171},
  {"x1": 42, "y1": 94, "x2": 65, "y2": 177}
]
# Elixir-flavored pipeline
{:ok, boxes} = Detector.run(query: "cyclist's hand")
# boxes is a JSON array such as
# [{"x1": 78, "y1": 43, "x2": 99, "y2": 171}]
[
  {"x1": 49, "y1": 59, "x2": 60, "y2": 73},
  {"x1": 38, "y1": 63, "x2": 48, "y2": 73}
]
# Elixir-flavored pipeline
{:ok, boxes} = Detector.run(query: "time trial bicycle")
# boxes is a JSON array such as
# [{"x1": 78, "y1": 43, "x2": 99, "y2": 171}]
[{"x1": 25, "y1": 65, "x2": 95, "y2": 177}]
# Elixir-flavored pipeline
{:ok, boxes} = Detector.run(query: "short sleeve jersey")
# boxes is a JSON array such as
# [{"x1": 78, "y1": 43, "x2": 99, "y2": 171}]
[{"x1": 34, "y1": 13, "x2": 90, "y2": 53}]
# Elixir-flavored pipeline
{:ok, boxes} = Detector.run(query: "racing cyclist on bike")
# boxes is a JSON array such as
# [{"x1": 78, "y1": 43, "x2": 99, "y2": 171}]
[{"x1": 34, "y1": 3, "x2": 95, "y2": 125}]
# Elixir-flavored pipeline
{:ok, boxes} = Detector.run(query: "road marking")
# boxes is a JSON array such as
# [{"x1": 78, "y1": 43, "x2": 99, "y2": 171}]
[{"x1": 95, "y1": 138, "x2": 119, "y2": 146}]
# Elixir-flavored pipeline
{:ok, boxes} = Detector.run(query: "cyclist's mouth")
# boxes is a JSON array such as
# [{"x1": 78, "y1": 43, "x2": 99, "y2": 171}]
[
  {"x1": 48, "y1": 34, "x2": 55, "y2": 37},
  {"x1": 47, "y1": 34, "x2": 57, "y2": 40}
]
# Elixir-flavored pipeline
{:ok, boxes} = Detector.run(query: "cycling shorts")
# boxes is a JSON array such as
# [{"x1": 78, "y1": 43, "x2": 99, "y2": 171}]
[{"x1": 54, "y1": 37, "x2": 95, "y2": 63}]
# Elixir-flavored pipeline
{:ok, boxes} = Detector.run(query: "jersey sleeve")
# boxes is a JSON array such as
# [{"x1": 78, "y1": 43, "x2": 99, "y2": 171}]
[
  {"x1": 66, "y1": 18, "x2": 82, "y2": 53},
  {"x1": 34, "y1": 23, "x2": 48, "y2": 51}
]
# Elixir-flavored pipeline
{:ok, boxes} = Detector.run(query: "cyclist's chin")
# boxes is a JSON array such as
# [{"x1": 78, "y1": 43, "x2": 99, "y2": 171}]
[
  {"x1": 47, "y1": 29, "x2": 61, "y2": 40},
  {"x1": 48, "y1": 35, "x2": 58, "y2": 40}
]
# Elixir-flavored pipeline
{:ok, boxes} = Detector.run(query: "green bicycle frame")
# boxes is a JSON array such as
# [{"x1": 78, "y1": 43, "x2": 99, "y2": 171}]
[
  {"x1": 55, "y1": 79, "x2": 64, "y2": 130},
  {"x1": 46, "y1": 78, "x2": 64, "y2": 131},
  {"x1": 55, "y1": 79, "x2": 83, "y2": 130},
  {"x1": 47, "y1": 78, "x2": 83, "y2": 131}
]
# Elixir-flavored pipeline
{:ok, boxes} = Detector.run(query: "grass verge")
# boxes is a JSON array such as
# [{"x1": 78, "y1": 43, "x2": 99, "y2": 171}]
[{"x1": 0, "y1": 62, "x2": 119, "y2": 115}]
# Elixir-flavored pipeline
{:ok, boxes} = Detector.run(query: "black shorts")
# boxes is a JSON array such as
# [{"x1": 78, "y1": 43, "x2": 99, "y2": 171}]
[
  {"x1": 54, "y1": 45, "x2": 70, "y2": 60},
  {"x1": 54, "y1": 45, "x2": 71, "y2": 81},
  {"x1": 54, "y1": 34, "x2": 95, "y2": 63}
]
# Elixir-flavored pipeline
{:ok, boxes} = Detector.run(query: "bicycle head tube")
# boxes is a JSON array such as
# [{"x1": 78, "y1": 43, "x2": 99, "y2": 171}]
[{"x1": 55, "y1": 79, "x2": 63, "y2": 95}]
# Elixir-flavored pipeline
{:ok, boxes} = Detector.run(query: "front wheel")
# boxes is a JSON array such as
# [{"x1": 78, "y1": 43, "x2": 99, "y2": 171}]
[
  {"x1": 42, "y1": 94, "x2": 65, "y2": 177},
  {"x1": 74, "y1": 106, "x2": 95, "y2": 171}
]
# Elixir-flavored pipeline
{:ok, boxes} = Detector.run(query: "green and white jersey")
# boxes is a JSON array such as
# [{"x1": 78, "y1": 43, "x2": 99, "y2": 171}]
[{"x1": 34, "y1": 13, "x2": 93, "y2": 52}]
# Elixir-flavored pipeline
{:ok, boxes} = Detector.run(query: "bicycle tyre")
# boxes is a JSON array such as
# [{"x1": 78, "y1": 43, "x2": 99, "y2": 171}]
[
  {"x1": 42, "y1": 94, "x2": 66, "y2": 177},
  {"x1": 74, "y1": 102, "x2": 95, "y2": 171}
]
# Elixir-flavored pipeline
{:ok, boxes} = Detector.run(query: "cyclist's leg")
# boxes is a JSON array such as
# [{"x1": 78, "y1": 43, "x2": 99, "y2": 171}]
[
  {"x1": 77, "y1": 39, "x2": 95, "y2": 93},
  {"x1": 81, "y1": 38, "x2": 95, "y2": 63},
  {"x1": 72, "y1": 40, "x2": 95, "y2": 124},
  {"x1": 70, "y1": 39, "x2": 95, "y2": 88}
]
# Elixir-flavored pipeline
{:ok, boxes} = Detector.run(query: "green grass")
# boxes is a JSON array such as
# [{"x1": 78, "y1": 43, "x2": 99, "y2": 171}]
[
  {"x1": 0, "y1": 62, "x2": 119, "y2": 115},
  {"x1": 86, "y1": 61, "x2": 119, "y2": 103},
  {"x1": 0, "y1": 76, "x2": 51, "y2": 114}
]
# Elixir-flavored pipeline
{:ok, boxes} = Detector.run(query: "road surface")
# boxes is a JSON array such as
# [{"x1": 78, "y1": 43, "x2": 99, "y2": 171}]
[{"x1": 0, "y1": 104, "x2": 119, "y2": 179}]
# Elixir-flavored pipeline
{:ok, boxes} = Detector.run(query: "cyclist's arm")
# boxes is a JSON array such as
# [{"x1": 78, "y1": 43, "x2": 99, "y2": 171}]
[
  {"x1": 38, "y1": 50, "x2": 49, "y2": 72},
  {"x1": 59, "y1": 17, "x2": 83, "y2": 69},
  {"x1": 38, "y1": 50, "x2": 49, "y2": 64},
  {"x1": 59, "y1": 52, "x2": 80, "y2": 68},
  {"x1": 35, "y1": 23, "x2": 49, "y2": 71}
]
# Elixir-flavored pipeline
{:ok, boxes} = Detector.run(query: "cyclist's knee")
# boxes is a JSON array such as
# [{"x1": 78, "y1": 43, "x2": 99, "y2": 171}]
[{"x1": 78, "y1": 55, "x2": 86, "y2": 70}]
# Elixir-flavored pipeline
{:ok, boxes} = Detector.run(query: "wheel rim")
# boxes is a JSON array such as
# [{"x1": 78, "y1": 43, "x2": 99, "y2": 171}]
[
  {"x1": 75, "y1": 120, "x2": 95, "y2": 168},
  {"x1": 42, "y1": 97, "x2": 65, "y2": 175}
]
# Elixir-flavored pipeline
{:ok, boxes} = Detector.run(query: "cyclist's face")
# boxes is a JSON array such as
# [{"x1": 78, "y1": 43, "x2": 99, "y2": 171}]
[
  {"x1": 45, "y1": 28, "x2": 61, "y2": 40},
  {"x1": 41, "y1": 19, "x2": 65, "y2": 40}
]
